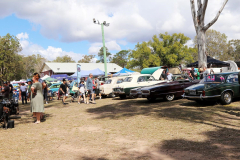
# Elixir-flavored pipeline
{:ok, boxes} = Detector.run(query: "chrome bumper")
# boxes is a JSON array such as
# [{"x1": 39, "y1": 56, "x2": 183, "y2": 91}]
[
  {"x1": 113, "y1": 91, "x2": 125, "y2": 95},
  {"x1": 182, "y1": 93, "x2": 221, "y2": 100}
]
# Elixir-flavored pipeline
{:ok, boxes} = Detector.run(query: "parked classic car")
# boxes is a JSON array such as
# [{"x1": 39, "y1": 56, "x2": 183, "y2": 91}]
[
  {"x1": 183, "y1": 72, "x2": 240, "y2": 105},
  {"x1": 112, "y1": 74, "x2": 166, "y2": 99},
  {"x1": 131, "y1": 74, "x2": 200, "y2": 101},
  {"x1": 100, "y1": 77, "x2": 125, "y2": 98},
  {"x1": 49, "y1": 83, "x2": 62, "y2": 96}
]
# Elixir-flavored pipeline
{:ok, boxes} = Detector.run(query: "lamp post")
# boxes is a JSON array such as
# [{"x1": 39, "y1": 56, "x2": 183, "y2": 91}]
[{"x1": 93, "y1": 18, "x2": 110, "y2": 79}]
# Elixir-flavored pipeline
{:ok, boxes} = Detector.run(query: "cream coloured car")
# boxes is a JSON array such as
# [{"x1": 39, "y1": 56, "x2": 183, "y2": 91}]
[
  {"x1": 100, "y1": 77, "x2": 125, "y2": 98},
  {"x1": 112, "y1": 74, "x2": 166, "y2": 99}
]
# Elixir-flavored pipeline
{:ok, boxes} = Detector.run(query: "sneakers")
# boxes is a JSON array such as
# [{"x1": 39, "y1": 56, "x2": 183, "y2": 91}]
[
  {"x1": 46, "y1": 102, "x2": 48, "y2": 104},
  {"x1": 99, "y1": 97, "x2": 101, "y2": 99},
  {"x1": 78, "y1": 102, "x2": 80, "y2": 104}
]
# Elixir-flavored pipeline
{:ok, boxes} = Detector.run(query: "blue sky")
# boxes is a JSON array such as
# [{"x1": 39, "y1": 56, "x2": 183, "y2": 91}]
[{"x1": 0, "y1": 0, "x2": 239, "y2": 62}]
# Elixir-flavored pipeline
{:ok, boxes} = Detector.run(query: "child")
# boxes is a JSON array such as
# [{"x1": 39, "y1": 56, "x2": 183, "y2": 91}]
[{"x1": 78, "y1": 80, "x2": 86, "y2": 104}]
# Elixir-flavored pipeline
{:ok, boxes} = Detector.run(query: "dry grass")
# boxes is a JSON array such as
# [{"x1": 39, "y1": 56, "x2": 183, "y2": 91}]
[{"x1": 1, "y1": 97, "x2": 240, "y2": 160}]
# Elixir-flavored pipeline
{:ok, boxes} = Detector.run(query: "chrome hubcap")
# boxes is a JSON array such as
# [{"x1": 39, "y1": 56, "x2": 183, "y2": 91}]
[
  {"x1": 224, "y1": 93, "x2": 231, "y2": 103},
  {"x1": 166, "y1": 94, "x2": 174, "y2": 100}
]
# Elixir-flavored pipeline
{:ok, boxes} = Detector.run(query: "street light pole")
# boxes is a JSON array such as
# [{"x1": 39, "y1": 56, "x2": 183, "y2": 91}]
[
  {"x1": 93, "y1": 18, "x2": 110, "y2": 79},
  {"x1": 101, "y1": 23, "x2": 108, "y2": 78}
]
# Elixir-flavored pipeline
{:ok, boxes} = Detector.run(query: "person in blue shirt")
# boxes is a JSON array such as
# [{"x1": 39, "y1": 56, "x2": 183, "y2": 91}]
[{"x1": 86, "y1": 73, "x2": 96, "y2": 104}]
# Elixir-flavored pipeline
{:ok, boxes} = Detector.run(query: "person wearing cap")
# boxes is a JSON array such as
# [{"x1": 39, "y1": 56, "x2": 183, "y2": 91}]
[
  {"x1": 1, "y1": 81, "x2": 10, "y2": 99},
  {"x1": 60, "y1": 78, "x2": 68, "y2": 105}
]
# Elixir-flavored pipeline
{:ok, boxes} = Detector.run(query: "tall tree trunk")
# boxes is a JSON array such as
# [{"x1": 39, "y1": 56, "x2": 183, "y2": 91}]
[
  {"x1": 190, "y1": 0, "x2": 228, "y2": 69},
  {"x1": 197, "y1": 29, "x2": 207, "y2": 68}
]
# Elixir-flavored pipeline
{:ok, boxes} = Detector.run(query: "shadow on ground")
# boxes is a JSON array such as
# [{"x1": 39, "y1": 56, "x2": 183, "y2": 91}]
[{"x1": 157, "y1": 127, "x2": 240, "y2": 160}]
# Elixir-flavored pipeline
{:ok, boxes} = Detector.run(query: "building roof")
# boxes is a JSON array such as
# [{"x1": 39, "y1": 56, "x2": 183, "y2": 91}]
[{"x1": 40, "y1": 62, "x2": 123, "y2": 74}]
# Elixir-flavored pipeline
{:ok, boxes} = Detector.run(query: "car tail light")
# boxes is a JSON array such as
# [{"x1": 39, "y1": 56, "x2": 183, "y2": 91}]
[
  {"x1": 202, "y1": 90, "x2": 205, "y2": 96},
  {"x1": 101, "y1": 83, "x2": 104, "y2": 85}
]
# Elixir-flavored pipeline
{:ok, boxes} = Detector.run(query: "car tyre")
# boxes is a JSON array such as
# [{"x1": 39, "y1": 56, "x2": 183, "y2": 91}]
[
  {"x1": 164, "y1": 94, "x2": 175, "y2": 101},
  {"x1": 147, "y1": 97, "x2": 156, "y2": 102},
  {"x1": 109, "y1": 93, "x2": 115, "y2": 98},
  {"x1": 221, "y1": 91, "x2": 232, "y2": 105},
  {"x1": 119, "y1": 95, "x2": 126, "y2": 99}
]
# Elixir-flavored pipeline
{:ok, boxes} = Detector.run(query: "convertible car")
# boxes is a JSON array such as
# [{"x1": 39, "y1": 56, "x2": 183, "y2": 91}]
[
  {"x1": 130, "y1": 74, "x2": 200, "y2": 101},
  {"x1": 183, "y1": 72, "x2": 240, "y2": 105},
  {"x1": 113, "y1": 74, "x2": 166, "y2": 99}
]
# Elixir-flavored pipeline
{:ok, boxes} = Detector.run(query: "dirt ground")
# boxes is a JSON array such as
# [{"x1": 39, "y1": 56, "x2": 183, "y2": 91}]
[{"x1": 1, "y1": 96, "x2": 240, "y2": 160}]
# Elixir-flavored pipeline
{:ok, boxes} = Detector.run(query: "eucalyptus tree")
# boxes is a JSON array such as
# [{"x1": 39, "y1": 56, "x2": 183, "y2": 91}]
[{"x1": 190, "y1": 0, "x2": 228, "y2": 68}]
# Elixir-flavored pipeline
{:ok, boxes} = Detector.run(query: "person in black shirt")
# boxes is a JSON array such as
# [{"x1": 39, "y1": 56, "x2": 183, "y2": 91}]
[
  {"x1": 1, "y1": 82, "x2": 10, "y2": 99},
  {"x1": 8, "y1": 81, "x2": 13, "y2": 99},
  {"x1": 190, "y1": 67, "x2": 195, "y2": 80},
  {"x1": 159, "y1": 70, "x2": 167, "y2": 80},
  {"x1": 60, "y1": 79, "x2": 68, "y2": 105}
]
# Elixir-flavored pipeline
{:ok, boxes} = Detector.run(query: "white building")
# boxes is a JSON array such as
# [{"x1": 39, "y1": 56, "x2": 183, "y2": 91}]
[{"x1": 40, "y1": 62, "x2": 122, "y2": 76}]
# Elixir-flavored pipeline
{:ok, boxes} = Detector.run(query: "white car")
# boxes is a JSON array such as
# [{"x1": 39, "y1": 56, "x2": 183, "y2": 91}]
[
  {"x1": 100, "y1": 77, "x2": 125, "y2": 98},
  {"x1": 112, "y1": 74, "x2": 166, "y2": 99}
]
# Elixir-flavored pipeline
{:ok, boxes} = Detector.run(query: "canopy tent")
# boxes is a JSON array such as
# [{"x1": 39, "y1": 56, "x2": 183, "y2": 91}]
[
  {"x1": 141, "y1": 66, "x2": 163, "y2": 74},
  {"x1": 71, "y1": 68, "x2": 105, "y2": 77},
  {"x1": 41, "y1": 75, "x2": 50, "y2": 80},
  {"x1": 51, "y1": 74, "x2": 68, "y2": 81},
  {"x1": 187, "y1": 56, "x2": 230, "y2": 68},
  {"x1": 44, "y1": 77, "x2": 58, "y2": 82},
  {"x1": 113, "y1": 68, "x2": 135, "y2": 76}
]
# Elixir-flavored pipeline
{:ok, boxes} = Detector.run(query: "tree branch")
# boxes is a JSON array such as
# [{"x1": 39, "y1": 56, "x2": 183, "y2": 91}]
[
  {"x1": 201, "y1": 0, "x2": 208, "y2": 22},
  {"x1": 190, "y1": 0, "x2": 198, "y2": 33},
  {"x1": 203, "y1": 0, "x2": 228, "y2": 31}
]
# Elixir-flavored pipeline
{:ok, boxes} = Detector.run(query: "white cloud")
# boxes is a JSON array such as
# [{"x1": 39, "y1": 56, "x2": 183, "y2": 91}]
[
  {"x1": 0, "y1": 0, "x2": 239, "y2": 45},
  {"x1": 18, "y1": 33, "x2": 83, "y2": 61},
  {"x1": 88, "y1": 40, "x2": 121, "y2": 54},
  {"x1": 16, "y1": 32, "x2": 29, "y2": 40}
]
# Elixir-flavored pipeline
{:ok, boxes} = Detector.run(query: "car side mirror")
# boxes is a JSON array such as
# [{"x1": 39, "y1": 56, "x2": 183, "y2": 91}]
[{"x1": 238, "y1": 72, "x2": 240, "y2": 84}]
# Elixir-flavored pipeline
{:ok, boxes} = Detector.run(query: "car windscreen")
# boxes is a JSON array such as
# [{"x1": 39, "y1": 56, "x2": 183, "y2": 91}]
[
  {"x1": 117, "y1": 79, "x2": 123, "y2": 84},
  {"x1": 123, "y1": 77, "x2": 133, "y2": 82},
  {"x1": 105, "y1": 80, "x2": 112, "y2": 84},
  {"x1": 200, "y1": 75, "x2": 225, "y2": 83}
]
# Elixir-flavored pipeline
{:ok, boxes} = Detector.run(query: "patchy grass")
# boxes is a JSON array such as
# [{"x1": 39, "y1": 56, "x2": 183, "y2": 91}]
[{"x1": 1, "y1": 97, "x2": 240, "y2": 160}]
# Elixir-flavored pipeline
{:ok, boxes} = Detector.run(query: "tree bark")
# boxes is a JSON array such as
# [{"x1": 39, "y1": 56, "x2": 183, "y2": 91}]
[{"x1": 190, "y1": 0, "x2": 228, "y2": 69}]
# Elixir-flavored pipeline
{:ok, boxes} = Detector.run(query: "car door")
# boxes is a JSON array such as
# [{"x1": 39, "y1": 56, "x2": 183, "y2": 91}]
[
  {"x1": 226, "y1": 74, "x2": 239, "y2": 97},
  {"x1": 137, "y1": 76, "x2": 148, "y2": 87}
]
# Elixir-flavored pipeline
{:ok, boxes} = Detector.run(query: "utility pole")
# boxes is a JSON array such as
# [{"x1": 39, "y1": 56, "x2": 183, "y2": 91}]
[{"x1": 93, "y1": 18, "x2": 110, "y2": 79}]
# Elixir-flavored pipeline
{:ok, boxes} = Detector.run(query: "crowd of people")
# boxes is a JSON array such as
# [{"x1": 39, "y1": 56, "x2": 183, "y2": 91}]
[
  {"x1": 159, "y1": 65, "x2": 218, "y2": 81},
  {"x1": 1, "y1": 72, "x2": 102, "y2": 124}
]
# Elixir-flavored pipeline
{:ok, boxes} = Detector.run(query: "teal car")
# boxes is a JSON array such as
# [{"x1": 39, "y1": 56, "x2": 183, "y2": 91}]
[
  {"x1": 49, "y1": 83, "x2": 62, "y2": 96},
  {"x1": 183, "y1": 72, "x2": 240, "y2": 105}
]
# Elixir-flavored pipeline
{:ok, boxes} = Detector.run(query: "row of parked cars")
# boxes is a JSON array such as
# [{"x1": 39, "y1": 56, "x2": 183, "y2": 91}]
[{"x1": 100, "y1": 71, "x2": 240, "y2": 105}]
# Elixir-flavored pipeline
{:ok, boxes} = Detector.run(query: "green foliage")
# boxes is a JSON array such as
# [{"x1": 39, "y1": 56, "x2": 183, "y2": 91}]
[
  {"x1": 97, "y1": 47, "x2": 111, "y2": 63},
  {"x1": 111, "y1": 50, "x2": 130, "y2": 68},
  {"x1": 128, "y1": 32, "x2": 194, "y2": 69},
  {"x1": 0, "y1": 33, "x2": 23, "y2": 82},
  {"x1": 78, "y1": 55, "x2": 95, "y2": 63},
  {"x1": 22, "y1": 54, "x2": 47, "y2": 79},
  {"x1": 228, "y1": 39, "x2": 240, "y2": 61},
  {"x1": 53, "y1": 55, "x2": 75, "y2": 63}
]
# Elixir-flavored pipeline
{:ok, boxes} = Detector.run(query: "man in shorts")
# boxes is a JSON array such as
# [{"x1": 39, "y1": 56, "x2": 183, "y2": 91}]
[
  {"x1": 95, "y1": 77, "x2": 101, "y2": 99},
  {"x1": 60, "y1": 78, "x2": 68, "y2": 105},
  {"x1": 86, "y1": 73, "x2": 96, "y2": 104}
]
